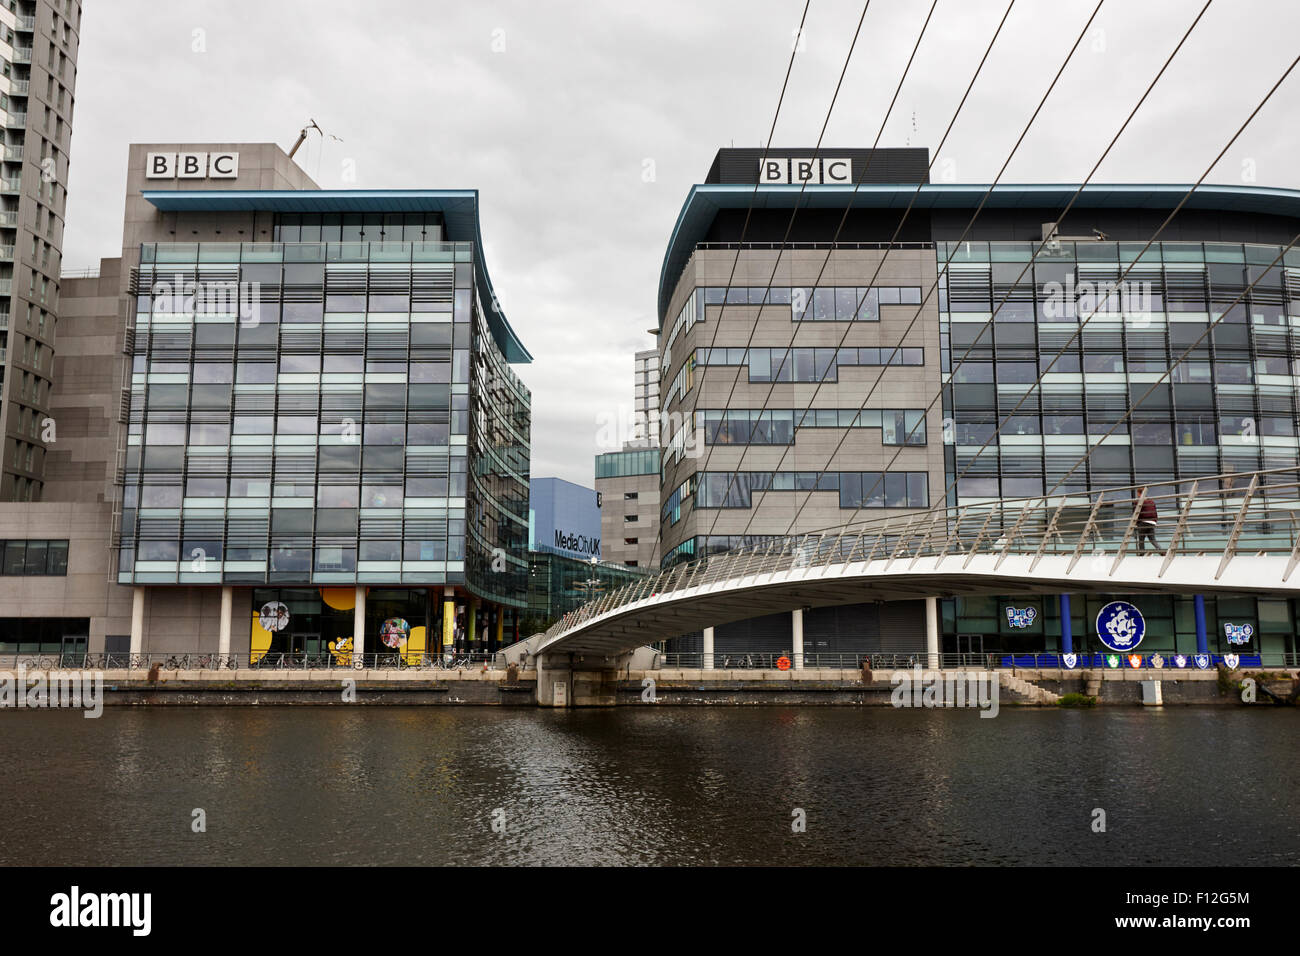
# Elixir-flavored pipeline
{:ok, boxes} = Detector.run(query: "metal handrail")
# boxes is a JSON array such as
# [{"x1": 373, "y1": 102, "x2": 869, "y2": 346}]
[
  {"x1": 0, "y1": 651, "x2": 504, "y2": 672},
  {"x1": 8, "y1": 649, "x2": 1293, "y2": 673},
  {"x1": 695, "y1": 240, "x2": 936, "y2": 251}
]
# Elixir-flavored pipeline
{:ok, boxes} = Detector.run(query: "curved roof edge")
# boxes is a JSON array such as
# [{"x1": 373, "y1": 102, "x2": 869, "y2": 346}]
[
  {"x1": 141, "y1": 188, "x2": 532, "y2": 363},
  {"x1": 657, "y1": 182, "x2": 1300, "y2": 322}
]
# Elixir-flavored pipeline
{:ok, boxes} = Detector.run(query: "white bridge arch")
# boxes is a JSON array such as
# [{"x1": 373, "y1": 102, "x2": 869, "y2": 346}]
[{"x1": 531, "y1": 468, "x2": 1300, "y2": 658}]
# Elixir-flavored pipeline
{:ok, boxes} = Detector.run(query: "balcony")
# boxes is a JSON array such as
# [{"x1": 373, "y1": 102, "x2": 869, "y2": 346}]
[
  {"x1": 12, "y1": 48, "x2": 31, "y2": 64},
  {"x1": 16, "y1": 16, "x2": 34, "y2": 32},
  {"x1": 0, "y1": 179, "x2": 18, "y2": 193},
  {"x1": 0, "y1": 211, "x2": 17, "y2": 226},
  {"x1": 3, "y1": 146, "x2": 22, "y2": 162},
  {"x1": 0, "y1": 312, "x2": 7, "y2": 329},
  {"x1": 0, "y1": 280, "x2": 11, "y2": 296},
  {"x1": 0, "y1": 245, "x2": 13, "y2": 259},
  {"x1": 4, "y1": 112, "x2": 26, "y2": 128},
  {"x1": 8, "y1": 80, "x2": 28, "y2": 96}
]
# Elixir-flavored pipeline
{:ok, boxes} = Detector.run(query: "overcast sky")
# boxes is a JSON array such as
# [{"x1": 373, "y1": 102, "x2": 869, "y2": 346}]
[{"x1": 63, "y1": 0, "x2": 1300, "y2": 486}]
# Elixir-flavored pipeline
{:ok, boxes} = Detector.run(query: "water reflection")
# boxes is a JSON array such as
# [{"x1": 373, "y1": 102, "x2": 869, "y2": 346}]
[{"x1": 0, "y1": 707, "x2": 1295, "y2": 865}]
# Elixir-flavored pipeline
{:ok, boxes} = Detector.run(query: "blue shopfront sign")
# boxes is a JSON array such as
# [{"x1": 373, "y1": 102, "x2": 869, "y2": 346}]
[
  {"x1": 1223, "y1": 622, "x2": 1254, "y2": 645},
  {"x1": 1095, "y1": 600, "x2": 1145, "y2": 652},
  {"x1": 1005, "y1": 606, "x2": 1037, "y2": 629}
]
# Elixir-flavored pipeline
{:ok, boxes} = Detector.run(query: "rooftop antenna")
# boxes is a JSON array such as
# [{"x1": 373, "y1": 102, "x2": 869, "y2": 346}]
[{"x1": 288, "y1": 118, "x2": 342, "y2": 160}]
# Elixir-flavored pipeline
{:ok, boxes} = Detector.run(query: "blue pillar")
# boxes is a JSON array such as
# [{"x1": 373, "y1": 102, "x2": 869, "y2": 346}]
[
  {"x1": 1194, "y1": 594, "x2": 1208, "y2": 654},
  {"x1": 1059, "y1": 594, "x2": 1073, "y2": 654}
]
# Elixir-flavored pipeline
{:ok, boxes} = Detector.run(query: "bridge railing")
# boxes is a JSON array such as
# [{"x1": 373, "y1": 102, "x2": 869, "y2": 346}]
[
  {"x1": 543, "y1": 466, "x2": 1300, "y2": 642},
  {"x1": 0, "y1": 651, "x2": 501, "y2": 672},
  {"x1": 652, "y1": 651, "x2": 1300, "y2": 670}
]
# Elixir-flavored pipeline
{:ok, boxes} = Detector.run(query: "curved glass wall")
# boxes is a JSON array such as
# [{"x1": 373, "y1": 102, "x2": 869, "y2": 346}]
[{"x1": 117, "y1": 239, "x2": 530, "y2": 608}]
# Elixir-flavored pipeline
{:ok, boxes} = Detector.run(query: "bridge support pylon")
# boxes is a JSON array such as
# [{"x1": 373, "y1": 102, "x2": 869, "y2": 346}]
[
  {"x1": 791, "y1": 610, "x2": 804, "y2": 670},
  {"x1": 925, "y1": 596, "x2": 940, "y2": 669},
  {"x1": 534, "y1": 647, "x2": 659, "y2": 707}
]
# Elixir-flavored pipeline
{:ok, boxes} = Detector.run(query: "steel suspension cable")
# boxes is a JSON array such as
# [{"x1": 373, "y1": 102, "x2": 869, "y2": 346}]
[
  {"x1": 928, "y1": 47, "x2": 1300, "y2": 518},
  {"x1": 644, "y1": 0, "x2": 815, "y2": 562},
  {"x1": 654, "y1": 0, "x2": 886, "y2": 561},
  {"x1": 751, "y1": 0, "x2": 1107, "y2": 542},
  {"x1": 784, "y1": 66, "x2": 1300, "y2": 547},
  {"x1": 690, "y1": 0, "x2": 1014, "y2": 549}
]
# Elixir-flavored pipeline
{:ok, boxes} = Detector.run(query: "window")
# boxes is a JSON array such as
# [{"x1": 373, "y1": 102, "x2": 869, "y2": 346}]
[
  {"x1": 188, "y1": 422, "x2": 230, "y2": 445},
  {"x1": 0, "y1": 539, "x2": 70, "y2": 576},
  {"x1": 882, "y1": 410, "x2": 927, "y2": 445},
  {"x1": 324, "y1": 354, "x2": 363, "y2": 374},
  {"x1": 280, "y1": 354, "x2": 321, "y2": 374},
  {"x1": 140, "y1": 485, "x2": 182, "y2": 507},
  {"x1": 185, "y1": 477, "x2": 227, "y2": 497},
  {"x1": 236, "y1": 362, "x2": 276, "y2": 384}
]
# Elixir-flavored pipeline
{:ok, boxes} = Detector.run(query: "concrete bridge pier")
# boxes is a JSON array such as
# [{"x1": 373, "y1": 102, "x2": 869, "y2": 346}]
[{"x1": 533, "y1": 647, "x2": 659, "y2": 707}]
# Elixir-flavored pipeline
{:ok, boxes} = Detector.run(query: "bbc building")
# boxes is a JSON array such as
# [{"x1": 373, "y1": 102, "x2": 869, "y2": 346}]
[
  {"x1": 654, "y1": 147, "x2": 1300, "y2": 664},
  {"x1": 0, "y1": 141, "x2": 532, "y2": 661}
]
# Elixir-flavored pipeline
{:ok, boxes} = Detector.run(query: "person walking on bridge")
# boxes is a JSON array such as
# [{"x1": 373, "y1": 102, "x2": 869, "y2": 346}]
[{"x1": 1135, "y1": 487, "x2": 1160, "y2": 554}]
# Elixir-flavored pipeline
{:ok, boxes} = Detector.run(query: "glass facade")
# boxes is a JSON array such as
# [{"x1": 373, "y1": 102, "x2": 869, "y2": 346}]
[
  {"x1": 117, "y1": 236, "x2": 530, "y2": 607},
  {"x1": 595, "y1": 447, "x2": 658, "y2": 478},
  {"x1": 524, "y1": 548, "x2": 648, "y2": 633},
  {"x1": 938, "y1": 239, "x2": 1300, "y2": 657},
  {"x1": 940, "y1": 240, "x2": 1300, "y2": 502},
  {"x1": 943, "y1": 593, "x2": 1300, "y2": 663}
]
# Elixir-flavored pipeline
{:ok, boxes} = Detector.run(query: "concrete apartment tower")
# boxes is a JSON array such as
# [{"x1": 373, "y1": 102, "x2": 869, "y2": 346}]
[{"x1": 0, "y1": 0, "x2": 80, "y2": 501}]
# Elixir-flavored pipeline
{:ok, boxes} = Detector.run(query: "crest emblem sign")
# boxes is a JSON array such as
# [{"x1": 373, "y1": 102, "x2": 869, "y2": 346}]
[{"x1": 1096, "y1": 601, "x2": 1145, "y2": 652}]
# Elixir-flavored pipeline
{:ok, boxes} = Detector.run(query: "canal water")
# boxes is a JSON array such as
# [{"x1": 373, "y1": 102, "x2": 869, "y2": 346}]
[{"x1": 1, "y1": 708, "x2": 1295, "y2": 866}]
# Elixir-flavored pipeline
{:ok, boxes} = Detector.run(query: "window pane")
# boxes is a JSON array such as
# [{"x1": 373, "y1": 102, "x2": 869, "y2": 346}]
[
  {"x1": 46, "y1": 541, "x2": 68, "y2": 575},
  {"x1": 24, "y1": 541, "x2": 48, "y2": 574},
  {"x1": 2, "y1": 540, "x2": 26, "y2": 574}
]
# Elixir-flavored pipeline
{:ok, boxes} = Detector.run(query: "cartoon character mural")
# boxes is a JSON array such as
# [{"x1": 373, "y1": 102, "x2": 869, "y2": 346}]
[{"x1": 328, "y1": 635, "x2": 354, "y2": 666}]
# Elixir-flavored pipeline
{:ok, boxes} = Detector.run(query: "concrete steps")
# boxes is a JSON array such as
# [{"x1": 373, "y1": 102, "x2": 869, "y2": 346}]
[{"x1": 999, "y1": 671, "x2": 1061, "y2": 705}]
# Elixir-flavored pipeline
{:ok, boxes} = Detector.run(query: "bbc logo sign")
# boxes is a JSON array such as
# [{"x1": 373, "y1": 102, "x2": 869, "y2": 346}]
[
  {"x1": 146, "y1": 151, "x2": 240, "y2": 180},
  {"x1": 758, "y1": 157, "x2": 852, "y2": 184}
]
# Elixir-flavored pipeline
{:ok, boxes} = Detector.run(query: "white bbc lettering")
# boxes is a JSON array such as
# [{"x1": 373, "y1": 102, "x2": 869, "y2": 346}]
[
  {"x1": 823, "y1": 158, "x2": 851, "y2": 183},
  {"x1": 791, "y1": 158, "x2": 818, "y2": 184},
  {"x1": 756, "y1": 157, "x2": 852, "y2": 184},
  {"x1": 145, "y1": 152, "x2": 177, "y2": 178},
  {"x1": 177, "y1": 152, "x2": 208, "y2": 178},
  {"x1": 209, "y1": 152, "x2": 239, "y2": 178},
  {"x1": 759, "y1": 158, "x2": 788, "y2": 183},
  {"x1": 146, "y1": 151, "x2": 240, "y2": 180}
]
